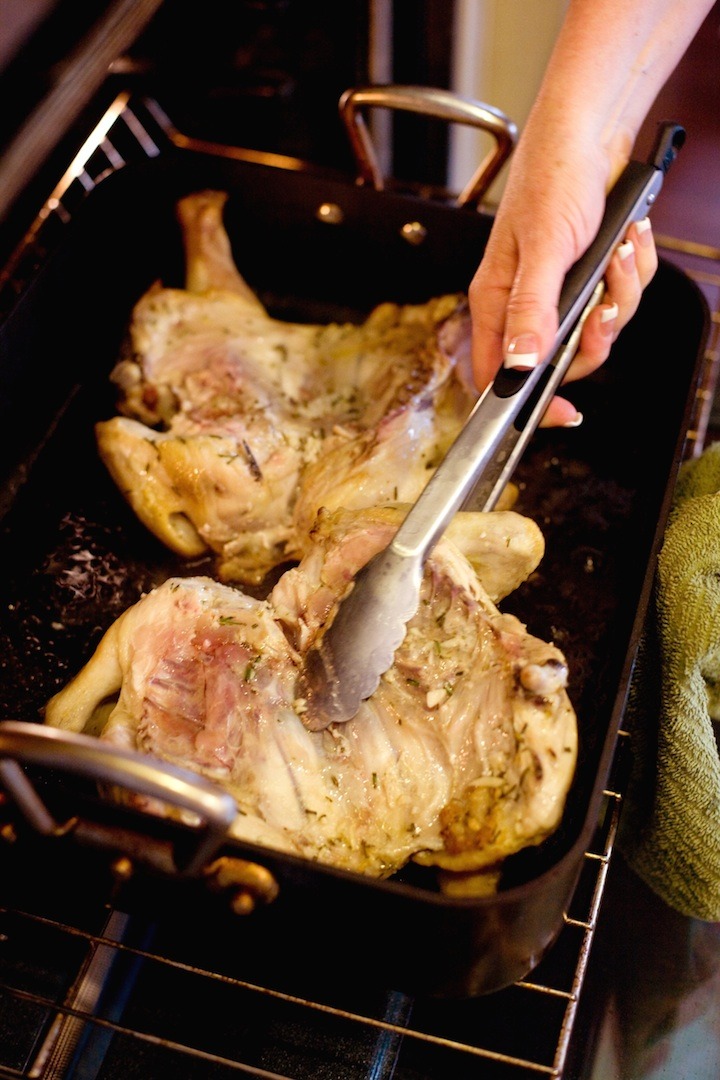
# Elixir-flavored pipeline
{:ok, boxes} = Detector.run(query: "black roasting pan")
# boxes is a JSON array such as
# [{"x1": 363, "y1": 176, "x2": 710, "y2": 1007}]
[{"x1": 0, "y1": 94, "x2": 710, "y2": 998}]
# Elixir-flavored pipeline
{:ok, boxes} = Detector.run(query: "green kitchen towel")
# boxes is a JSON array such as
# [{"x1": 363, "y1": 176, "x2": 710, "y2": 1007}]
[{"x1": 618, "y1": 441, "x2": 720, "y2": 921}]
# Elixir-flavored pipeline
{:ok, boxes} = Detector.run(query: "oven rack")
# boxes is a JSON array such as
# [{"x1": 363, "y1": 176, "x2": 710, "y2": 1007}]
[
  {"x1": 0, "y1": 739, "x2": 626, "y2": 1080},
  {"x1": 654, "y1": 231, "x2": 720, "y2": 447},
  {"x1": 0, "y1": 92, "x2": 712, "y2": 1080},
  {"x1": 0, "y1": 92, "x2": 339, "y2": 322},
  {"x1": 0, "y1": 94, "x2": 173, "y2": 319}
]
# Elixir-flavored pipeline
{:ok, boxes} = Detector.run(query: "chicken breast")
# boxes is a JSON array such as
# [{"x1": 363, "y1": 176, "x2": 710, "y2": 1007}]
[
  {"x1": 45, "y1": 505, "x2": 576, "y2": 890},
  {"x1": 96, "y1": 190, "x2": 481, "y2": 585}
]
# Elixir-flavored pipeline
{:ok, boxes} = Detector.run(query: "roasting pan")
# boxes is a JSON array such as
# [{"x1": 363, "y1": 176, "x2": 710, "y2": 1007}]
[{"x1": 0, "y1": 92, "x2": 710, "y2": 999}]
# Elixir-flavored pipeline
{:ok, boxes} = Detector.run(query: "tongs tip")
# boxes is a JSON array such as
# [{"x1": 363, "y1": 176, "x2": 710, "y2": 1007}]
[
  {"x1": 296, "y1": 643, "x2": 355, "y2": 731},
  {"x1": 296, "y1": 550, "x2": 417, "y2": 730}
]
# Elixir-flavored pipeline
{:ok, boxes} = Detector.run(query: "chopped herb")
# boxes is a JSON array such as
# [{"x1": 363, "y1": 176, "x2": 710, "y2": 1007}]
[{"x1": 243, "y1": 655, "x2": 261, "y2": 680}]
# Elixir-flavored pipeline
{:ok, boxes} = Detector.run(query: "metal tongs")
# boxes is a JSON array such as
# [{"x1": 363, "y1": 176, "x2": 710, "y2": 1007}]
[{"x1": 300, "y1": 121, "x2": 686, "y2": 730}]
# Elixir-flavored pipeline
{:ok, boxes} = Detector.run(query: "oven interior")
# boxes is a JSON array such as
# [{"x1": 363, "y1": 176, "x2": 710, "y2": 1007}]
[{"x1": 0, "y1": 6, "x2": 714, "y2": 1072}]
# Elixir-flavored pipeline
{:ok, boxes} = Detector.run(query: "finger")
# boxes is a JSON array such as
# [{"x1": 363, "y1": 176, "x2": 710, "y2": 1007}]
[
  {"x1": 468, "y1": 241, "x2": 520, "y2": 394},
  {"x1": 628, "y1": 216, "x2": 659, "y2": 288},
  {"x1": 471, "y1": 244, "x2": 604, "y2": 429},
  {"x1": 552, "y1": 237, "x2": 639, "y2": 386},
  {"x1": 500, "y1": 275, "x2": 562, "y2": 374},
  {"x1": 470, "y1": 253, "x2": 564, "y2": 392},
  {"x1": 560, "y1": 299, "x2": 620, "y2": 385},
  {"x1": 599, "y1": 217, "x2": 657, "y2": 332},
  {"x1": 467, "y1": 275, "x2": 512, "y2": 392},
  {"x1": 557, "y1": 217, "x2": 658, "y2": 386},
  {"x1": 604, "y1": 236, "x2": 644, "y2": 325},
  {"x1": 470, "y1": 219, "x2": 656, "y2": 428},
  {"x1": 538, "y1": 394, "x2": 584, "y2": 429}
]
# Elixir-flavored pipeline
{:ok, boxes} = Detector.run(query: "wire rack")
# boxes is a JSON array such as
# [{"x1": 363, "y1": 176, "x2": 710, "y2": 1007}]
[
  {"x1": 0, "y1": 757, "x2": 626, "y2": 1080},
  {"x1": 0, "y1": 94, "x2": 716, "y2": 1080},
  {"x1": 654, "y1": 231, "x2": 720, "y2": 447}
]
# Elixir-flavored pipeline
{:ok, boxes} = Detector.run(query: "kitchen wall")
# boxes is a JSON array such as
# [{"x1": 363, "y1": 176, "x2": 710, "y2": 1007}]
[
  {"x1": 0, "y1": 0, "x2": 59, "y2": 70},
  {"x1": 448, "y1": 0, "x2": 569, "y2": 205}
]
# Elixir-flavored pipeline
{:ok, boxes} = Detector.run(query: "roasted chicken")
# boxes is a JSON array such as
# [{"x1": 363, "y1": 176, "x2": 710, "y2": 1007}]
[
  {"x1": 97, "y1": 190, "x2": 479, "y2": 585},
  {"x1": 45, "y1": 505, "x2": 576, "y2": 891}
]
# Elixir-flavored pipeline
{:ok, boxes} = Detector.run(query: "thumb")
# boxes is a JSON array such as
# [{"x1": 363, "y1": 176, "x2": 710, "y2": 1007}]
[
  {"x1": 497, "y1": 269, "x2": 563, "y2": 376},
  {"x1": 469, "y1": 245, "x2": 564, "y2": 395},
  {"x1": 469, "y1": 262, "x2": 581, "y2": 427}
]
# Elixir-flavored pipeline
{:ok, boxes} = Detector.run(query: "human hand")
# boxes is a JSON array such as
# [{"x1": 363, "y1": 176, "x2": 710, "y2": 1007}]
[{"x1": 468, "y1": 139, "x2": 659, "y2": 427}]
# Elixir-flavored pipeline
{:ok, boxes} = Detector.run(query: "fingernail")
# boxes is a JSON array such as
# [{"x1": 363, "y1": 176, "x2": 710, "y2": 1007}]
[
  {"x1": 562, "y1": 412, "x2": 583, "y2": 429},
  {"x1": 599, "y1": 301, "x2": 619, "y2": 335},
  {"x1": 504, "y1": 334, "x2": 540, "y2": 370},
  {"x1": 617, "y1": 239, "x2": 635, "y2": 263},
  {"x1": 636, "y1": 217, "x2": 653, "y2": 245}
]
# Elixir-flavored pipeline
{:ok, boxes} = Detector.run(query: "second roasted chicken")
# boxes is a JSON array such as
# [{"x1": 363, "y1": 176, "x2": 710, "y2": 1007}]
[{"x1": 97, "y1": 190, "x2": 479, "y2": 585}]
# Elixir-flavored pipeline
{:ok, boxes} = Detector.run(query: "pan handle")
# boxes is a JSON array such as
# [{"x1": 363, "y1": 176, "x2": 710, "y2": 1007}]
[
  {"x1": 338, "y1": 85, "x2": 517, "y2": 207},
  {"x1": 0, "y1": 720, "x2": 237, "y2": 876}
]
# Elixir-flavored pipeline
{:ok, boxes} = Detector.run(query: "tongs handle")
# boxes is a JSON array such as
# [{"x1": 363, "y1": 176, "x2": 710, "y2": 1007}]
[
  {"x1": 0, "y1": 720, "x2": 237, "y2": 876},
  {"x1": 392, "y1": 120, "x2": 685, "y2": 557}
]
